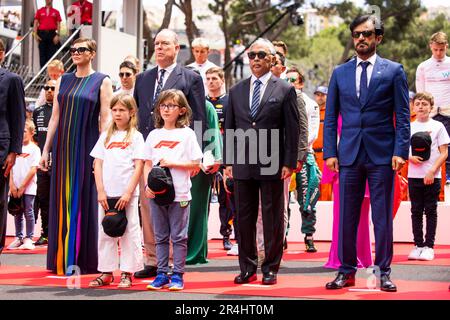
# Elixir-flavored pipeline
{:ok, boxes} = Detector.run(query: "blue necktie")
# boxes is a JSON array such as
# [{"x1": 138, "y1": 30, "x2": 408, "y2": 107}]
[
  {"x1": 250, "y1": 79, "x2": 262, "y2": 119},
  {"x1": 359, "y1": 61, "x2": 370, "y2": 105},
  {"x1": 153, "y1": 69, "x2": 166, "y2": 107}
]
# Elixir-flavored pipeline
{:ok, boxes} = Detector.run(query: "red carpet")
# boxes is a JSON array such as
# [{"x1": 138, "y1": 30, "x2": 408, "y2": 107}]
[{"x1": 0, "y1": 264, "x2": 448, "y2": 300}]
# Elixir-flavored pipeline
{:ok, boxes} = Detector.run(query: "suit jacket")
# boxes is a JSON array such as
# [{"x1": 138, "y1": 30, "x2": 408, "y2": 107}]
[
  {"x1": 323, "y1": 55, "x2": 410, "y2": 166},
  {"x1": 0, "y1": 68, "x2": 26, "y2": 165},
  {"x1": 133, "y1": 64, "x2": 206, "y2": 140},
  {"x1": 224, "y1": 74, "x2": 300, "y2": 180},
  {"x1": 295, "y1": 89, "x2": 308, "y2": 162}
]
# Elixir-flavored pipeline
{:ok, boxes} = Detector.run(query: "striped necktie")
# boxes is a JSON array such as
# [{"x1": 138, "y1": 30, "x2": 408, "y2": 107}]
[
  {"x1": 153, "y1": 69, "x2": 166, "y2": 107},
  {"x1": 250, "y1": 79, "x2": 262, "y2": 119}
]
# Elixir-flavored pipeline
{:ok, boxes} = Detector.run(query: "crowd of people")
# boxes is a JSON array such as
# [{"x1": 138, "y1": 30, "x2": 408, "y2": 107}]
[{"x1": 0, "y1": 13, "x2": 449, "y2": 293}]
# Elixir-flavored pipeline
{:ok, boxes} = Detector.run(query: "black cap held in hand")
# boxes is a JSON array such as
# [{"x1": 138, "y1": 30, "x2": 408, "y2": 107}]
[
  {"x1": 411, "y1": 131, "x2": 432, "y2": 161},
  {"x1": 147, "y1": 165, "x2": 175, "y2": 206}
]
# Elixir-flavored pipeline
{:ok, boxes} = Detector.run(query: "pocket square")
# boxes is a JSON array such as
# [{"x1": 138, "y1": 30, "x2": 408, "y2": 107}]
[{"x1": 268, "y1": 98, "x2": 279, "y2": 103}]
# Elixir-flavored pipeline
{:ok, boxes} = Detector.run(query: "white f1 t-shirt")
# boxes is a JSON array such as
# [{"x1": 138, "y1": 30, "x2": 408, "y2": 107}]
[
  {"x1": 90, "y1": 130, "x2": 146, "y2": 197},
  {"x1": 408, "y1": 118, "x2": 450, "y2": 179},
  {"x1": 12, "y1": 143, "x2": 41, "y2": 195},
  {"x1": 144, "y1": 126, "x2": 203, "y2": 202}
]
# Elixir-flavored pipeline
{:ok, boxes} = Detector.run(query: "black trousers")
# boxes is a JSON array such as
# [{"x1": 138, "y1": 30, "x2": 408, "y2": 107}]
[
  {"x1": 0, "y1": 168, "x2": 9, "y2": 255},
  {"x1": 35, "y1": 170, "x2": 51, "y2": 238},
  {"x1": 235, "y1": 178, "x2": 284, "y2": 275},
  {"x1": 37, "y1": 30, "x2": 60, "y2": 68},
  {"x1": 408, "y1": 178, "x2": 441, "y2": 248},
  {"x1": 233, "y1": 59, "x2": 244, "y2": 79}
]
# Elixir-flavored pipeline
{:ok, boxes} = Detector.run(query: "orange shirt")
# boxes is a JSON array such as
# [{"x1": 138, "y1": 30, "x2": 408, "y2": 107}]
[{"x1": 313, "y1": 106, "x2": 326, "y2": 150}]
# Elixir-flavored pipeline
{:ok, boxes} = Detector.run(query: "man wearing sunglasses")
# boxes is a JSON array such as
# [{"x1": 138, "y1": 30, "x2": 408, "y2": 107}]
[
  {"x1": 0, "y1": 38, "x2": 26, "y2": 255},
  {"x1": 224, "y1": 38, "x2": 300, "y2": 285},
  {"x1": 324, "y1": 15, "x2": 410, "y2": 292},
  {"x1": 133, "y1": 28, "x2": 206, "y2": 279},
  {"x1": 32, "y1": 80, "x2": 56, "y2": 247}
]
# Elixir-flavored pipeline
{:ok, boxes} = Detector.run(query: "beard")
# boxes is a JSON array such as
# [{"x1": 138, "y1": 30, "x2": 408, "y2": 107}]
[{"x1": 355, "y1": 41, "x2": 376, "y2": 56}]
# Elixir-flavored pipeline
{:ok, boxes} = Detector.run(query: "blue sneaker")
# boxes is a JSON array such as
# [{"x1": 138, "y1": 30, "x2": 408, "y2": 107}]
[
  {"x1": 168, "y1": 272, "x2": 184, "y2": 291},
  {"x1": 147, "y1": 273, "x2": 170, "y2": 290}
]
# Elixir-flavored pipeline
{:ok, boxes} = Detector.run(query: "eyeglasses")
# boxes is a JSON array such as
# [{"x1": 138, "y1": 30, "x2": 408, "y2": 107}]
[
  {"x1": 351, "y1": 30, "x2": 375, "y2": 39},
  {"x1": 44, "y1": 85, "x2": 55, "y2": 91},
  {"x1": 119, "y1": 72, "x2": 133, "y2": 78},
  {"x1": 247, "y1": 51, "x2": 268, "y2": 60},
  {"x1": 69, "y1": 47, "x2": 91, "y2": 55},
  {"x1": 159, "y1": 104, "x2": 180, "y2": 110},
  {"x1": 286, "y1": 77, "x2": 298, "y2": 83}
]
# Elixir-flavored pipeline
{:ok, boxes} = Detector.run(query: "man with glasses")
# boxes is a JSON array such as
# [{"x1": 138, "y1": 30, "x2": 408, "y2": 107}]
[
  {"x1": 324, "y1": 15, "x2": 410, "y2": 292},
  {"x1": 224, "y1": 38, "x2": 300, "y2": 285},
  {"x1": 0, "y1": 38, "x2": 26, "y2": 256},
  {"x1": 32, "y1": 80, "x2": 56, "y2": 246},
  {"x1": 133, "y1": 29, "x2": 206, "y2": 279},
  {"x1": 115, "y1": 60, "x2": 137, "y2": 95}
]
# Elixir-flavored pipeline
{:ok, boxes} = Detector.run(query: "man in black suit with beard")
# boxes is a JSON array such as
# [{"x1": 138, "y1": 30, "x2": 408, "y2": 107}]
[
  {"x1": 133, "y1": 28, "x2": 206, "y2": 278},
  {"x1": 224, "y1": 38, "x2": 300, "y2": 285},
  {"x1": 0, "y1": 39, "x2": 26, "y2": 255}
]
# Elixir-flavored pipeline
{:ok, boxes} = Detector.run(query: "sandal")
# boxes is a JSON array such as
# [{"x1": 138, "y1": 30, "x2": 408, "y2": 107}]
[
  {"x1": 88, "y1": 273, "x2": 114, "y2": 287},
  {"x1": 118, "y1": 272, "x2": 132, "y2": 288}
]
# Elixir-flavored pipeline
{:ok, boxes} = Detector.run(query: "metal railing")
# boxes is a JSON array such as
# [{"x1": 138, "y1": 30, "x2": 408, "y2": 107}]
[
  {"x1": 3, "y1": 27, "x2": 33, "y2": 63},
  {"x1": 24, "y1": 25, "x2": 83, "y2": 102}
]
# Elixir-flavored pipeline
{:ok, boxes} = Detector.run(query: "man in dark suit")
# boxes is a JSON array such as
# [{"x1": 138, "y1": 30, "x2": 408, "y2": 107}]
[
  {"x1": 224, "y1": 38, "x2": 300, "y2": 285},
  {"x1": 323, "y1": 15, "x2": 410, "y2": 292},
  {"x1": 133, "y1": 29, "x2": 206, "y2": 278},
  {"x1": 0, "y1": 39, "x2": 26, "y2": 255}
]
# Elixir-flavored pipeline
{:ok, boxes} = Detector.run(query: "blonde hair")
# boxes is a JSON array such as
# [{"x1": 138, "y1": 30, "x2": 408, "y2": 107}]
[
  {"x1": 413, "y1": 92, "x2": 435, "y2": 107},
  {"x1": 104, "y1": 94, "x2": 138, "y2": 146},
  {"x1": 430, "y1": 32, "x2": 448, "y2": 45},
  {"x1": 47, "y1": 59, "x2": 64, "y2": 71},
  {"x1": 25, "y1": 118, "x2": 35, "y2": 134},
  {"x1": 153, "y1": 89, "x2": 192, "y2": 129}
]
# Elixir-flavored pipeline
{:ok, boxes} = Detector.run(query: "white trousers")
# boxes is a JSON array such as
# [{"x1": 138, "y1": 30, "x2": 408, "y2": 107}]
[{"x1": 97, "y1": 196, "x2": 144, "y2": 273}]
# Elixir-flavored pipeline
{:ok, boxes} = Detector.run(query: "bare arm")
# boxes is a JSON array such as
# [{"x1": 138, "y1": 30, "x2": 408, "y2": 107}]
[
  {"x1": 99, "y1": 77, "x2": 113, "y2": 132},
  {"x1": 424, "y1": 144, "x2": 448, "y2": 185},
  {"x1": 116, "y1": 159, "x2": 144, "y2": 210},
  {"x1": 159, "y1": 158, "x2": 201, "y2": 171},
  {"x1": 40, "y1": 77, "x2": 61, "y2": 170},
  {"x1": 143, "y1": 160, "x2": 155, "y2": 198},
  {"x1": 93, "y1": 158, "x2": 108, "y2": 210}
]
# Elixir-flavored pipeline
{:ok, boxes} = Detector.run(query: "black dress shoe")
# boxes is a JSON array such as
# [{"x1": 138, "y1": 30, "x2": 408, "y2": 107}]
[
  {"x1": 325, "y1": 272, "x2": 355, "y2": 289},
  {"x1": 262, "y1": 271, "x2": 277, "y2": 285},
  {"x1": 234, "y1": 272, "x2": 257, "y2": 284},
  {"x1": 380, "y1": 274, "x2": 397, "y2": 292},
  {"x1": 134, "y1": 266, "x2": 158, "y2": 278}
]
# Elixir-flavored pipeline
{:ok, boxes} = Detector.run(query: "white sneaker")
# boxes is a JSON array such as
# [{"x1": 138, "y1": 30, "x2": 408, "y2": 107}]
[
  {"x1": 19, "y1": 238, "x2": 35, "y2": 250},
  {"x1": 7, "y1": 238, "x2": 23, "y2": 250},
  {"x1": 418, "y1": 246, "x2": 434, "y2": 261},
  {"x1": 227, "y1": 243, "x2": 239, "y2": 256},
  {"x1": 408, "y1": 246, "x2": 423, "y2": 260}
]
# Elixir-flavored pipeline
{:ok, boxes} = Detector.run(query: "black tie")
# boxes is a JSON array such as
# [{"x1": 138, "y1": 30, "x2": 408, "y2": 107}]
[
  {"x1": 153, "y1": 69, "x2": 166, "y2": 107},
  {"x1": 359, "y1": 61, "x2": 370, "y2": 105}
]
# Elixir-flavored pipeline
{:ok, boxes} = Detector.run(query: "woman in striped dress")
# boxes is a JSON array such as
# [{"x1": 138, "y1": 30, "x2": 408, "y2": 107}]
[{"x1": 40, "y1": 38, "x2": 113, "y2": 275}]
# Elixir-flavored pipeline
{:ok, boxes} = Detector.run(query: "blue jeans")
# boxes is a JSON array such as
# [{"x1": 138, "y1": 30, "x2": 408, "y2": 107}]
[
  {"x1": 149, "y1": 200, "x2": 190, "y2": 274},
  {"x1": 14, "y1": 194, "x2": 35, "y2": 239}
]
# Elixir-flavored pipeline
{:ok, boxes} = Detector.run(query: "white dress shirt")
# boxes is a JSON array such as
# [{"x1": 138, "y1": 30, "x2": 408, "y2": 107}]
[
  {"x1": 249, "y1": 71, "x2": 272, "y2": 110},
  {"x1": 154, "y1": 62, "x2": 177, "y2": 97},
  {"x1": 356, "y1": 54, "x2": 377, "y2": 98}
]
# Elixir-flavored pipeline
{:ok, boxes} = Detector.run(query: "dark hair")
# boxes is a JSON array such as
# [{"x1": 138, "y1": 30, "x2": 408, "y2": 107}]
[
  {"x1": 275, "y1": 51, "x2": 285, "y2": 66},
  {"x1": 349, "y1": 15, "x2": 384, "y2": 36},
  {"x1": 119, "y1": 60, "x2": 137, "y2": 74},
  {"x1": 286, "y1": 66, "x2": 304, "y2": 83}
]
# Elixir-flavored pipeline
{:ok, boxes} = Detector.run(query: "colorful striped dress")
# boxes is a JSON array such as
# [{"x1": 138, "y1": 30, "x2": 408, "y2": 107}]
[{"x1": 47, "y1": 72, "x2": 107, "y2": 275}]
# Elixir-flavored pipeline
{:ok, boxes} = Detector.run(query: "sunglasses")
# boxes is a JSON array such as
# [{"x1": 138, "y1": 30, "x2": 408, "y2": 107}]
[
  {"x1": 69, "y1": 47, "x2": 91, "y2": 54},
  {"x1": 119, "y1": 72, "x2": 133, "y2": 78},
  {"x1": 286, "y1": 77, "x2": 298, "y2": 83},
  {"x1": 159, "y1": 104, "x2": 180, "y2": 110},
  {"x1": 247, "y1": 51, "x2": 268, "y2": 60},
  {"x1": 44, "y1": 85, "x2": 55, "y2": 91},
  {"x1": 351, "y1": 30, "x2": 375, "y2": 39}
]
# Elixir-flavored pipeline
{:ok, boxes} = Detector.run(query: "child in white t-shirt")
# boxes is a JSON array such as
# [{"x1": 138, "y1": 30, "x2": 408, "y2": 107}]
[
  {"x1": 145, "y1": 89, "x2": 203, "y2": 291},
  {"x1": 8, "y1": 119, "x2": 41, "y2": 250},
  {"x1": 407, "y1": 92, "x2": 450, "y2": 261},
  {"x1": 89, "y1": 94, "x2": 145, "y2": 288}
]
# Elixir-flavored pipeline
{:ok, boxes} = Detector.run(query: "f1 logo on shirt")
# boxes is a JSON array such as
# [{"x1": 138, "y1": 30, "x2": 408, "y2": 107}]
[
  {"x1": 106, "y1": 142, "x2": 131, "y2": 150},
  {"x1": 18, "y1": 153, "x2": 30, "y2": 158},
  {"x1": 154, "y1": 141, "x2": 180, "y2": 149}
]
